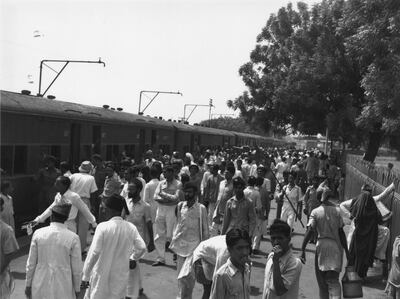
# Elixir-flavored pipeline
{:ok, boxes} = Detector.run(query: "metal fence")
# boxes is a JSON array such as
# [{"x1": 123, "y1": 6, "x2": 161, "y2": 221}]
[{"x1": 345, "y1": 154, "x2": 400, "y2": 265}]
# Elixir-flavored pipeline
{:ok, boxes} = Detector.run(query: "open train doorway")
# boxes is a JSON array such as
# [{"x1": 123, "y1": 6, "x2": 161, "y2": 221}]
[
  {"x1": 70, "y1": 123, "x2": 81, "y2": 170},
  {"x1": 92, "y1": 125, "x2": 101, "y2": 155}
]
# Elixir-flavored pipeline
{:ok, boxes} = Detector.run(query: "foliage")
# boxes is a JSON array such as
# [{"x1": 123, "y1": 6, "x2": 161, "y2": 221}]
[
  {"x1": 229, "y1": 0, "x2": 400, "y2": 158},
  {"x1": 341, "y1": 0, "x2": 400, "y2": 138}
]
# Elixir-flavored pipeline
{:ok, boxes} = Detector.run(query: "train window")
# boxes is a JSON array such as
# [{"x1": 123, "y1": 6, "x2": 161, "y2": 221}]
[
  {"x1": 40, "y1": 145, "x2": 51, "y2": 156},
  {"x1": 83, "y1": 145, "x2": 92, "y2": 161},
  {"x1": 0, "y1": 145, "x2": 13, "y2": 175},
  {"x1": 92, "y1": 126, "x2": 101, "y2": 154},
  {"x1": 106, "y1": 145, "x2": 113, "y2": 161},
  {"x1": 14, "y1": 145, "x2": 27, "y2": 174},
  {"x1": 124, "y1": 144, "x2": 135, "y2": 158},
  {"x1": 113, "y1": 145, "x2": 119, "y2": 157},
  {"x1": 106, "y1": 145, "x2": 120, "y2": 161},
  {"x1": 50, "y1": 145, "x2": 61, "y2": 158},
  {"x1": 151, "y1": 130, "x2": 157, "y2": 147}
]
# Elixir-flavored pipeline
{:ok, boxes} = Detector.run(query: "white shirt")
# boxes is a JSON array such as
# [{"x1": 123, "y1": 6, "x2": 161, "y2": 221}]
[
  {"x1": 262, "y1": 178, "x2": 271, "y2": 193},
  {"x1": 34, "y1": 190, "x2": 96, "y2": 230},
  {"x1": 154, "y1": 179, "x2": 182, "y2": 206},
  {"x1": 70, "y1": 172, "x2": 98, "y2": 198},
  {"x1": 249, "y1": 163, "x2": 258, "y2": 177},
  {"x1": 192, "y1": 235, "x2": 230, "y2": 280},
  {"x1": 82, "y1": 217, "x2": 146, "y2": 299},
  {"x1": 244, "y1": 186, "x2": 261, "y2": 208},
  {"x1": 281, "y1": 185, "x2": 302, "y2": 210},
  {"x1": 170, "y1": 202, "x2": 209, "y2": 257},
  {"x1": 143, "y1": 178, "x2": 160, "y2": 222},
  {"x1": 275, "y1": 162, "x2": 289, "y2": 181},
  {"x1": 26, "y1": 222, "x2": 82, "y2": 298}
]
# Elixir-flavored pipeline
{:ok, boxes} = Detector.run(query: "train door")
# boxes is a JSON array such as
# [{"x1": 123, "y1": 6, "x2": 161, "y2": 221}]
[
  {"x1": 92, "y1": 125, "x2": 101, "y2": 155},
  {"x1": 190, "y1": 134, "x2": 195, "y2": 152},
  {"x1": 197, "y1": 135, "x2": 202, "y2": 153},
  {"x1": 173, "y1": 127, "x2": 179, "y2": 152},
  {"x1": 138, "y1": 129, "x2": 146, "y2": 159},
  {"x1": 70, "y1": 123, "x2": 81, "y2": 170},
  {"x1": 151, "y1": 129, "x2": 157, "y2": 150}
]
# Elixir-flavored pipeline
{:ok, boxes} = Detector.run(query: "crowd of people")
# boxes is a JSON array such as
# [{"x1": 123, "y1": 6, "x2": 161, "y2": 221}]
[{"x1": 0, "y1": 145, "x2": 398, "y2": 299}]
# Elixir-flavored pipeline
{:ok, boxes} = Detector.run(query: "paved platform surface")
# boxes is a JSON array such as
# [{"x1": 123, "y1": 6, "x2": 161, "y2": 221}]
[{"x1": 10, "y1": 202, "x2": 388, "y2": 298}]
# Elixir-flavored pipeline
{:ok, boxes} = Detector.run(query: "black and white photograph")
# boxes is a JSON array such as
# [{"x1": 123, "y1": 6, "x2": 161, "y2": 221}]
[{"x1": 1, "y1": 0, "x2": 400, "y2": 298}]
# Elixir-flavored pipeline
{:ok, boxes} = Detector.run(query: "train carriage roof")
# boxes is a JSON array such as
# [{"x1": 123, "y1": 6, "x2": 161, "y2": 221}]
[
  {"x1": 1, "y1": 90, "x2": 277, "y2": 141},
  {"x1": 1, "y1": 90, "x2": 181, "y2": 129},
  {"x1": 1, "y1": 90, "x2": 238, "y2": 136}
]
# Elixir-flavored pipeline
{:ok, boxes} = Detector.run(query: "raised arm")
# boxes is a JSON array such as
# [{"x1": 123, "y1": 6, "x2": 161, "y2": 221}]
[{"x1": 374, "y1": 182, "x2": 395, "y2": 202}]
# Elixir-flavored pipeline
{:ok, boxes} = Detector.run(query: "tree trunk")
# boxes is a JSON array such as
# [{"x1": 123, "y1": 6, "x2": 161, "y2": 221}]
[{"x1": 363, "y1": 129, "x2": 383, "y2": 163}]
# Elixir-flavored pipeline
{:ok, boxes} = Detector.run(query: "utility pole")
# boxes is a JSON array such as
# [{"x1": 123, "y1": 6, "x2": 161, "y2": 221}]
[
  {"x1": 183, "y1": 101, "x2": 214, "y2": 124},
  {"x1": 138, "y1": 90, "x2": 182, "y2": 115},
  {"x1": 209, "y1": 99, "x2": 213, "y2": 127},
  {"x1": 38, "y1": 58, "x2": 105, "y2": 97}
]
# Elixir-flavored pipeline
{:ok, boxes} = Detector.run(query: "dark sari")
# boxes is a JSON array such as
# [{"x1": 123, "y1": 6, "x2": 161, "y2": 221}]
[{"x1": 348, "y1": 191, "x2": 382, "y2": 278}]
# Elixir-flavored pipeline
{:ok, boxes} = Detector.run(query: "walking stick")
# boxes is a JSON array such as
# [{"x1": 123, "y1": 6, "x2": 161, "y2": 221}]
[{"x1": 270, "y1": 170, "x2": 305, "y2": 228}]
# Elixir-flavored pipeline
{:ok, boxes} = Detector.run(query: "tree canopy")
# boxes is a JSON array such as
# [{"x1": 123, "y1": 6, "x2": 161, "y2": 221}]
[{"x1": 229, "y1": 0, "x2": 400, "y2": 161}]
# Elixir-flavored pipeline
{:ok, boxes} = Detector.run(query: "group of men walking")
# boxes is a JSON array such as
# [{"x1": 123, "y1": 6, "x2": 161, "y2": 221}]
[{"x1": 0, "y1": 146, "x2": 397, "y2": 299}]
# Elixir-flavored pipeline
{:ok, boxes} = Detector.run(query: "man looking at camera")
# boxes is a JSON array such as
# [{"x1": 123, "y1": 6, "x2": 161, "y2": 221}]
[{"x1": 263, "y1": 219, "x2": 302, "y2": 298}]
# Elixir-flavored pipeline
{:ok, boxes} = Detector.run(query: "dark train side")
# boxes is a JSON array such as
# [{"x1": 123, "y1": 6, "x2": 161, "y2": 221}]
[{"x1": 0, "y1": 90, "x2": 286, "y2": 232}]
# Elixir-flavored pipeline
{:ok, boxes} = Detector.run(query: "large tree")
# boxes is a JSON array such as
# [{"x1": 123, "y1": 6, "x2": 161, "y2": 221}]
[
  {"x1": 230, "y1": 0, "x2": 400, "y2": 161},
  {"x1": 341, "y1": 0, "x2": 400, "y2": 160}
]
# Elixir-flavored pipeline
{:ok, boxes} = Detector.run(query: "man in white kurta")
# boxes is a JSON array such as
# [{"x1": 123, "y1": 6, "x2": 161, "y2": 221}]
[
  {"x1": 25, "y1": 204, "x2": 82, "y2": 299},
  {"x1": 142, "y1": 168, "x2": 160, "y2": 223},
  {"x1": 153, "y1": 166, "x2": 182, "y2": 265},
  {"x1": 124, "y1": 180, "x2": 154, "y2": 299},
  {"x1": 279, "y1": 174, "x2": 302, "y2": 229},
  {"x1": 82, "y1": 194, "x2": 146, "y2": 299},
  {"x1": 70, "y1": 161, "x2": 98, "y2": 252},
  {"x1": 32, "y1": 176, "x2": 97, "y2": 236}
]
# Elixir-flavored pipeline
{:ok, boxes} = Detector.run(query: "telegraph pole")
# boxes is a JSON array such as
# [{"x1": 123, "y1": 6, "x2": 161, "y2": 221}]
[
  {"x1": 209, "y1": 99, "x2": 213, "y2": 127},
  {"x1": 38, "y1": 58, "x2": 106, "y2": 97},
  {"x1": 138, "y1": 90, "x2": 182, "y2": 115}
]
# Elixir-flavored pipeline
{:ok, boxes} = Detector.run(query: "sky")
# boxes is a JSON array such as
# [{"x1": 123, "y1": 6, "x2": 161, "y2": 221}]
[{"x1": 1, "y1": 0, "x2": 318, "y2": 124}]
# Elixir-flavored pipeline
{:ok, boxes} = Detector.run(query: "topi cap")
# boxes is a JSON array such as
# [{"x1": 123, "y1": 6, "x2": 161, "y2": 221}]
[
  {"x1": 52, "y1": 203, "x2": 72, "y2": 217},
  {"x1": 79, "y1": 161, "x2": 93, "y2": 173}
]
